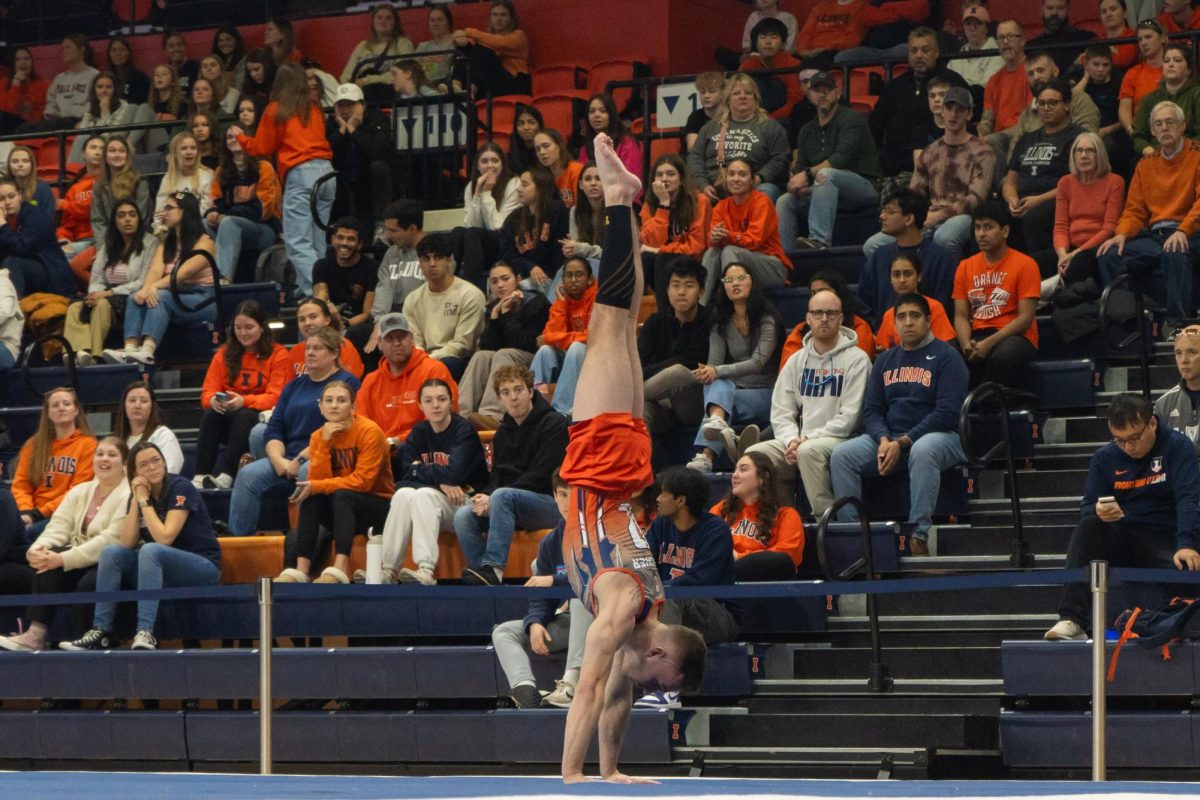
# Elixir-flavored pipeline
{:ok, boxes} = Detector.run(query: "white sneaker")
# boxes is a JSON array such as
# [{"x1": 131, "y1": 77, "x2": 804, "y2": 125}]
[
  {"x1": 686, "y1": 453, "x2": 713, "y2": 473},
  {"x1": 397, "y1": 567, "x2": 436, "y2": 586},
  {"x1": 634, "y1": 690, "x2": 681, "y2": 709},
  {"x1": 101, "y1": 347, "x2": 131, "y2": 364},
  {"x1": 700, "y1": 415, "x2": 730, "y2": 441},
  {"x1": 213, "y1": 473, "x2": 233, "y2": 490},
  {"x1": 191, "y1": 474, "x2": 208, "y2": 489},
  {"x1": 0, "y1": 628, "x2": 45, "y2": 652},
  {"x1": 125, "y1": 348, "x2": 155, "y2": 365},
  {"x1": 541, "y1": 679, "x2": 575, "y2": 707},
  {"x1": 1044, "y1": 619, "x2": 1088, "y2": 641},
  {"x1": 74, "y1": 351, "x2": 95, "y2": 367},
  {"x1": 131, "y1": 630, "x2": 158, "y2": 650}
]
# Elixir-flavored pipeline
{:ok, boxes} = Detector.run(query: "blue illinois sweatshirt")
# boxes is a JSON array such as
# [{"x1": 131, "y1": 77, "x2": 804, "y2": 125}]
[
  {"x1": 397, "y1": 414, "x2": 489, "y2": 492},
  {"x1": 265, "y1": 369, "x2": 361, "y2": 458},
  {"x1": 1082, "y1": 418, "x2": 1200, "y2": 550},
  {"x1": 522, "y1": 522, "x2": 568, "y2": 633},
  {"x1": 863, "y1": 335, "x2": 967, "y2": 443},
  {"x1": 644, "y1": 511, "x2": 735, "y2": 587}
]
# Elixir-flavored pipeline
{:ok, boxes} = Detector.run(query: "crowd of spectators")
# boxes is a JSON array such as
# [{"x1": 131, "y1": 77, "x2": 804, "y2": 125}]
[{"x1": 3, "y1": 0, "x2": 1200, "y2": 709}]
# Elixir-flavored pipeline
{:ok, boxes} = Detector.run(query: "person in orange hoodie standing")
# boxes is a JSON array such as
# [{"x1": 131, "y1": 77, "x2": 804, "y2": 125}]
[
  {"x1": 275, "y1": 380, "x2": 394, "y2": 584},
  {"x1": 356, "y1": 312, "x2": 457, "y2": 462},
  {"x1": 11, "y1": 387, "x2": 96, "y2": 537},
  {"x1": 529, "y1": 257, "x2": 596, "y2": 418},
  {"x1": 711, "y1": 451, "x2": 804, "y2": 581},
  {"x1": 56, "y1": 135, "x2": 105, "y2": 284},
  {"x1": 700, "y1": 157, "x2": 791, "y2": 304},
  {"x1": 452, "y1": 0, "x2": 530, "y2": 97},
  {"x1": 194, "y1": 300, "x2": 292, "y2": 490},
  {"x1": 231, "y1": 62, "x2": 333, "y2": 296}
]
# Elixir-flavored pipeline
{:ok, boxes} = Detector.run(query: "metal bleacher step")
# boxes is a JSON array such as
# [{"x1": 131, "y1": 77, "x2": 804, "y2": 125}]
[
  {"x1": 1039, "y1": 413, "x2": 1108, "y2": 445},
  {"x1": 833, "y1": 584, "x2": 1061, "y2": 617},
  {"x1": 746, "y1": 695, "x2": 1001, "y2": 716},
  {"x1": 670, "y1": 745, "x2": 932, "y2": 777},
  {"x1": 933, "y1": 523, "x2": 1072, "y2": 557},
  {"x1": 751, "y1": 677, "x2": 1005, "y2": 696},
  {"x1": 822, "y1": 625, "x2": 1047, "y2": 648},
  {"x1": 976, "y1": 469, "x2": 1086, "y2": 500},
  {"x1": 896, "y1": 554, "x2": 1066, "y2": 571},
  {"x1": 1104, "y1": 363, "x2": 1180, "y2": 392},
  {"x1": 828, "y1": 613, "x2": 1056, "y2": 633},
  {"x1": 965, "y1": 506, "x2": 1081, "y2": 527},
  {"x1": 786, "y1": 645, "x2": 1001, "y2": 681},
  {"x1": 706, "y1": 709, "x2": 996, "y2": 749},
  {"x1": 966, "y1": 495, "x2": 1082, "y2": 516}
]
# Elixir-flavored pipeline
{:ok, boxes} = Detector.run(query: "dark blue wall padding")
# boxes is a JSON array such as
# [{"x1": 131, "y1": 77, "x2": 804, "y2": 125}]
[
  {"x1": 32, "y1": 711, "x2": 186, "y2": 761},
  {"x1": 1028, "y1": 360, "x2": 1097, "y2": 409},
  {"x1": 0, "y1": 712, "x2": 40, "y2": 759},
  {"x1": 1002, "y1": 640, "x2": 1196, "y2": 697},
  {"x1": 1001, "y1": 710, "x2": 1195, "y2": 768}
]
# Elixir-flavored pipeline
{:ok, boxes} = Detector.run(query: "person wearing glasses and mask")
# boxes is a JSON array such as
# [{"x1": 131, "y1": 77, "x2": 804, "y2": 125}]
[{"x1": 1045, "y1": 392, "x2": 1200, "y2": 641}]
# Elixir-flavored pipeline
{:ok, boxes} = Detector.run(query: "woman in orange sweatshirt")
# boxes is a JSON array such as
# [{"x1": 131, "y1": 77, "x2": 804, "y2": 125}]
[
  {"x1": 231, "y1": 62, "x2": 333, "y2": 297},
  {"x1": 533, "y1": 129, "x2": 583, "y2": 209},
  {"x1": 0, "y1": 47, "x2": 49, "y2": 133},
  {"x1": 530, "y1": 256, "x2": 596, "y2": 415},
  {"x1": 452, "y1": 0, "x2": 530, "y2": 97},
  {"x1": 701, "y1": 157, "x2": 791, "y2": 304},
  {"x1": 711, "y1": 451, "x2": 804, "y2": 581},
  {"x1": 195, "y1": 300, "x2": 292, "y2": 490},
  {"x1": 12, "y1": 387, "x2": 96, "y2": 537},
  {"x1": 278, "y1": 380, "x2": 394, "y2": 584},
  {"x1": 641, "y1": 153, "x2": 712, "y2": 307}
]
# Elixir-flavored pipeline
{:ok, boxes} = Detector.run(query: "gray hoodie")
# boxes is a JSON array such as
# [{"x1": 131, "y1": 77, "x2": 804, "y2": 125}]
[
  {"x1": 370, "y1": 244, "x2": 425, "y2": 319},
  {"x1": 1155, "y1": 379, "x2": 1200, "y2": 455},
  {"x1": 769, "y1": 325, "x2": 871, "y2": 443}
]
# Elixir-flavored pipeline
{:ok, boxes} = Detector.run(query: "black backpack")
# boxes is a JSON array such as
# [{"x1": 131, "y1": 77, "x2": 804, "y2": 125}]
[{"x1": 1108, "y1": 597, "x2": 1200, "y2": 680}]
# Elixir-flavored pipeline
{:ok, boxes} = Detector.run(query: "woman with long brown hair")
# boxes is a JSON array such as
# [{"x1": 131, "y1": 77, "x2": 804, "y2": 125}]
[
  {"x1": 232, "y1": 62, "x2": 333, "y2": 296},
  {"x1": 640, "y1": 153, "x2": 711, "y2": 306},
  {"x1": 11, "y1": 387, "x2": 96, "y2": 537},
  {"x1": 90, "y1": 137, "x2": 152, "y2": 244},
  {"x1": 712, "y1": 451, "x2": 803, "y2": 580},
  {"x1": 499, "y1": 166, "x2": 569, "y2": 297}
]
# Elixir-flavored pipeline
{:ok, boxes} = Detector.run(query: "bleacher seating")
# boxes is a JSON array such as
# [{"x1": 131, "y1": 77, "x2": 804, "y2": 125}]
[{"x1": 3, "y1": 0, "x2": 1199, "y2": 782}]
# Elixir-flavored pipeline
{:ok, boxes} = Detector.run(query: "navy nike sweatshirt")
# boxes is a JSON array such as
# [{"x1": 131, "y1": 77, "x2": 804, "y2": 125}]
[
  {"x1": 863, "y1": 335, "x2": 967, "y2": 442},
  {"x1": 1082, "y1": 418, "x2": 1200, "y2": 549}
]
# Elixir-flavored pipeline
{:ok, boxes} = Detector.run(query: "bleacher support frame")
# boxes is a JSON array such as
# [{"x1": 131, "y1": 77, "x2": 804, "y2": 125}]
[{"x1": 1099, "y1": 273, "x2": 1153, "y2": 403}]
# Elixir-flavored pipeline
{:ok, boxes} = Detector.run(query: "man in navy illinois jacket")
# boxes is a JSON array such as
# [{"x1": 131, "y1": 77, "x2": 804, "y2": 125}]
[
  {"x1": 1045, "y1": 392, "x2": 1200, "y2": 640},
  {"x1": 830, "y1": 293, "x2": 968, "y2": 555}
]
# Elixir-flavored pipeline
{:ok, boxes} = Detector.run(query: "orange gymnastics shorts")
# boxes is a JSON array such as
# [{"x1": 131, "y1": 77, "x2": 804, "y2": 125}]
[{"x1": 559, "y1": 412, "x2": 653, "y2": 499}]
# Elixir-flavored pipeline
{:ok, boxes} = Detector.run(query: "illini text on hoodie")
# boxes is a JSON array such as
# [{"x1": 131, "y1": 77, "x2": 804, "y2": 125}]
[{"x1": 770, "y1": 325, "x2": 871, "y2": 443}]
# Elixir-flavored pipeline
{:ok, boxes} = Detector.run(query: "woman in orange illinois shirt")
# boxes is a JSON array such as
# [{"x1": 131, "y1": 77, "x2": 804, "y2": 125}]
[
  {"x1": 641, "y1": 153, "x2": 712, "y2": 307},
  {"x1": 710, "y1": 451, "x2": 804, "y2": 581},
  {"x1": 452, "y1": 0, "x2": 530, "y2": 97},
  {"x1": 279, "y1": 380, "x2": 394, "y2": 584},
  {"x1": 12, "y1": 387, "x2": 96, "y2": 537},
  {"x1": 231, "y1": 62, "x2": 332, "y2": 297},
  {"x1": 533, "y1": 129, "x2": 583, "y2": 209},
  {"x1": 57, "y1": 134, "x2": 106, "y2": 284},
  {"x1": 0, "y1": 47, "x2": 48, "y2": 134},
  {"x1": 194, "y1": 300, "x2": 291, "y2": 491},
  {"x1": 701, "y1": 157, "x2": 791, "y2": 304}
]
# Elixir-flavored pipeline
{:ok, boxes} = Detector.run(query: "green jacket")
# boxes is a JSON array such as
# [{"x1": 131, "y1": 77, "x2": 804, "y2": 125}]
[
  {"x1": 1133, "y1": 78, "x2": 1200, "y2": 154},
  {"x1": 792, "y1": 105, "x2": 881, "y2": 179}
]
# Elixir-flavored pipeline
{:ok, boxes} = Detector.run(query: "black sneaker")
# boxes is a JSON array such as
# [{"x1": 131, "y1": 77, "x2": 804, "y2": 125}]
[
  {"x1": 461, "y1": 567, "x2": 497, "y2": 586},
  {"x1": 201, "y1": 475, "x2": 219, "y2": 490},
  {"x1": 60, "y1": 629, "x2": 112, "y2": 651},
  {"x1": 510, "y1": 684, "x2": 542, "y2": 709},
  {"x1": 212, "y1": 520, "x2": 234, "y2": 537}
]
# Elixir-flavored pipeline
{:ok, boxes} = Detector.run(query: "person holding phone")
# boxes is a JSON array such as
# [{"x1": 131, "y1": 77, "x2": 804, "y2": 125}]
[{"x1": 1045, "y1": 392, "x2": 1200, "y2": 641}]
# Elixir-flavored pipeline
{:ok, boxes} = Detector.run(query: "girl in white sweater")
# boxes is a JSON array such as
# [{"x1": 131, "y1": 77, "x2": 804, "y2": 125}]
[
  {"x1": 114, "y1": 380, "x2": 184, "y2": 473},
  {"x1": 0, "y1": 436, "x2": 130, "y2": 652}
]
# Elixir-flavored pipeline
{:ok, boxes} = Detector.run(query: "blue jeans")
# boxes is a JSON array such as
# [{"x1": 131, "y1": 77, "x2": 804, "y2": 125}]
[
  {"x1": 776, "y1": 169, "x2": 879, "y2": 247},
  {"x1": 1098, "y1": 230, "x2": 1200, "y2": 322},
  {"x1": 531, "y1": 341, "x2": 586, "y2": 417},
  {"x1": 249, "y1": 422, "x2": 267, "y2": 460},
  {"x1": 4, "y1": 254, "x2": 77, "y2": 297},
  {"x1": 282, "y1": 159, "x2": 334, "y2": 296},
  {"x1": 863, "y1": 214, "x2": 974, "y2": 265},
  {"x1": 519, "y1": 267, "x2": 564, "y2": 301},
  {"x1": 695, "y1": 379, "x2": 773, "y2": 458},
  {"x1": 123, "y1": 287, "x2": 217, "y2": 345},
  {"x1": 213, "y1": 215, "x2": 277, "y2": 281},
  {"x1": 453, "y1": 487, "x2": 561, "y2": 570},
  {"x1": 829, "y1": 431, "x2": 966, "y2": 540},
  {"x1": 227, "y1": 457, "x2": 309, "y2": 536},
  {"x1": 92, "y1": 543, "x2": 221, "y2": 633}
]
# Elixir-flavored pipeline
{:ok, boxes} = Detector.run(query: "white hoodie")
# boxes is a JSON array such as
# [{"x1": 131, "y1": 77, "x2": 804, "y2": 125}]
[
  {"x1": 770, "y1": 325, "x2": 871, "y2": 443},
  {"x1": 0, "y1": 268, "x2": 23, "y2": 363}
]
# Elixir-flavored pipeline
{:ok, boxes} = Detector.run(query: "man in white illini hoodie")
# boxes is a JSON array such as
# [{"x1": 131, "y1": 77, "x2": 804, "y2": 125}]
[{"x1": 747, "y1": 288, "x2": 870, "y2": 515}]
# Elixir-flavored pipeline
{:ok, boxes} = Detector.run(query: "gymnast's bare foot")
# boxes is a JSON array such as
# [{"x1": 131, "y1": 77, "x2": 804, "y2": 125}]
[{"x1": 594, "y1": 132, "x2": 641, "y2": 206}]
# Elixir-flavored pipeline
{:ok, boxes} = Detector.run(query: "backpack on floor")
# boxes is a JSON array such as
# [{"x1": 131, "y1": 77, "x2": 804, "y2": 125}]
[
  {"x1": 1108, "y1": 597, "x2": 1200, "y2": 680},
  {"x1": 19, "y1": 292, "x2": 68, "y2": 359}
]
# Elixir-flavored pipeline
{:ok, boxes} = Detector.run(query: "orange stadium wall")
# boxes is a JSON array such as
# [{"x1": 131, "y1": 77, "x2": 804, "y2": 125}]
[{"x1": 22, "y1": 0, "x2": 745, "y2": 87}]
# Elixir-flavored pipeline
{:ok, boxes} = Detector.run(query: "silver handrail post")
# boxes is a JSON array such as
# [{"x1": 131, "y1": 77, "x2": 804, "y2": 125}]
[
  {"x1": 1091, "y1": 560, "x2": 1108, "y2": 782},
  {"x1": 258, "y1": 576, "x2": 273, "y2": 776}
]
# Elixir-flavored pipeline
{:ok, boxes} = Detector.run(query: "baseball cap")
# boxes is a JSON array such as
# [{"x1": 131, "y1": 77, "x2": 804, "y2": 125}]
[
  {"x1": 809, "y1": 71, "x2": 837, "y2": 90},
  {"x1": 962, "y1": 4, "x2": 990, "y2": 23},
  {"x1": 943, "y1": 86, "x2": 974, "y2": 110},
  {"x1": 334, "y1": 83, "x2": 364, "y2": 104},
  {"x1": 378, "y1": 312, "x2": 411, "y2": 336}
]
